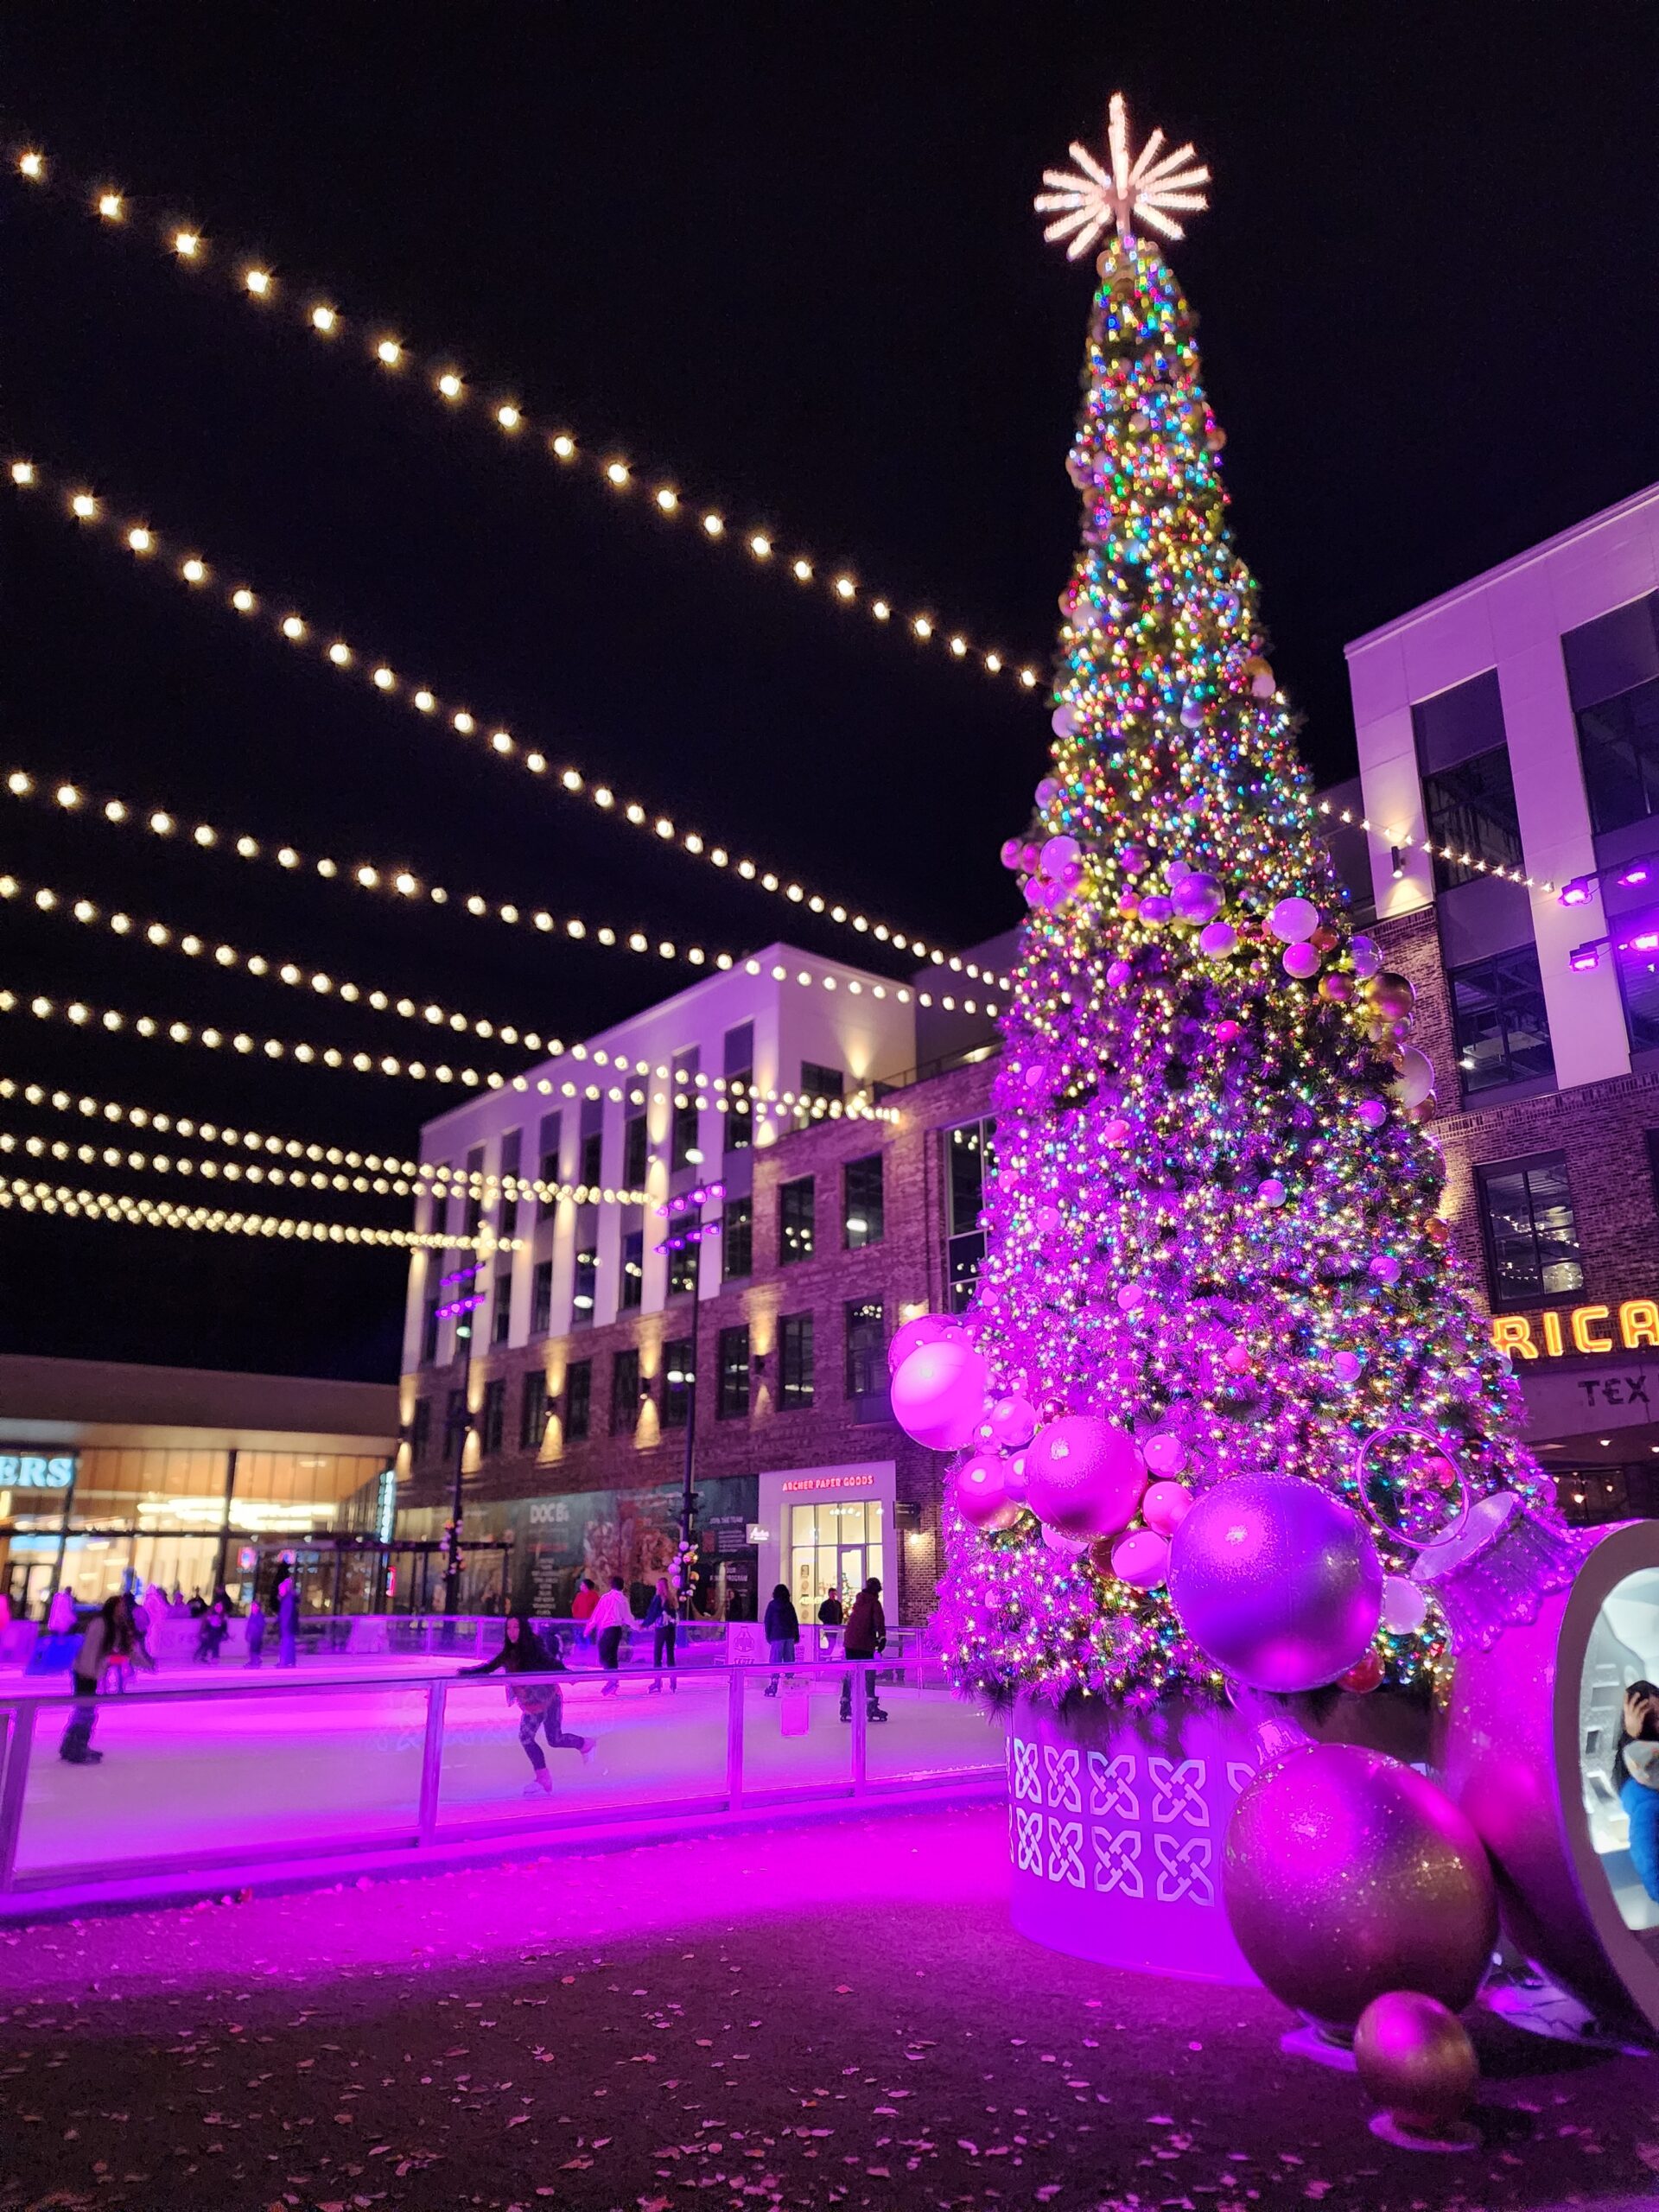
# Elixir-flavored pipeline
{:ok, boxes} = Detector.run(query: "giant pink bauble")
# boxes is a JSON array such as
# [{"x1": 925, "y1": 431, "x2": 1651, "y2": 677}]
[
  {"x1": 887, "y1": 1313, "x2": 963, "y2": 1375},
  {"x1": 955, "y1": 1452, "x2": 1013, "y2": 1528},
  {"x1": 1109, "y1": 1527, "x2": 1170, "y2": 1588},
  {"x1": 890, "y1": 1338, "x2": 990, "y2": 1451},
  {"x1": 1023, "y1": 1417, "x2": 1146, "y2": 1540},
  {"x1": 1166, "y1": 1475, "x2": 1382, "y2": 1692},
  {"x1": 986, "y1": 1394, "x2": 1038, "y2": 1448}
]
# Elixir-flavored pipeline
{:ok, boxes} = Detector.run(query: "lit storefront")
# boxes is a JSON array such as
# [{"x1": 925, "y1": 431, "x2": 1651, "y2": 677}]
[
  {"x1": 754, "y1": 1460, "x2": 895, "y2": 1616},
  {"x1": 0, "y1": 1354, "x2": 397, "y2": 1614}
]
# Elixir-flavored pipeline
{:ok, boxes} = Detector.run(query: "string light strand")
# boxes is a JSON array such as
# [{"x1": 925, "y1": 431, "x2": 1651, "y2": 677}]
[{"x1": 0, "y1": 1172, "x2": 515, "y2": 1249}]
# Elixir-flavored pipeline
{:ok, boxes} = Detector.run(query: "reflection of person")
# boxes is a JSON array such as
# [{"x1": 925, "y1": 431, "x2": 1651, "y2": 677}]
[
  {"x1": 1615, "y1": 1681, "x2": 1659, "y2": 1900},
  {"x1": 463, "y1": 1613, "x2": 594, "y2": 1793}
]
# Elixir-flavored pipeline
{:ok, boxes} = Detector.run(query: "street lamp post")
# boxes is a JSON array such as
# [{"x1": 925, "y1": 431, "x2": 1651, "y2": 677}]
[{"x1": 433, "y1": 1258, "x2": 486, "y2": 1617}]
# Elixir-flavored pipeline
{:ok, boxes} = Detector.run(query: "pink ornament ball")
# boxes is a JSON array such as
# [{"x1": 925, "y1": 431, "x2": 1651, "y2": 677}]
[
  {"x1": 999, "y1": 836, "x2": 1023, "y2": 871},
  {"x1": 987, "y1": 1394, "x2": 1038, "y2": 1448},
  {"x1": 1332, "y1": 1349, "x2": 1365, "y2": 1383},
  {"x1": 1171, "y1": 872, "x2": 1224, "y2": 924},
  {"x1": 1142, "y1": 1432, "x2": 1186, "y2": 1477},
  {"x1": 1121, "y1": 843, "x2": 1150, "y2": 875},
  {"x1": 1269, "y1": 896, "x2": 1320, "y2": 944},
  {"x1": 1116, "y1": 1281, "x2": 1147, "y2": 1313},
  {"x1": 1396, "y1": 1047, "x2": 1435, "y2": 1109},
  {"x1": 1351, "y1": 935, "x2": 1382, "y2": 980},
  {"x1": 1034, "y1": 776, "x2": 1060, "y2": 806},
  {"x1": 1381, "y1": 1574, "x2": 1428, "y2": 1636},
  {"x1": 1101, "y1": 1116, "x2": 1131, "y2": 1147},
  {"x1": 890, "y1": 1338, "x2": 991, "y2": 1452},
  {"x1": 1215, "y1": 1017, "x2": 1242, "y2": 1042},
  {"x1": 1258, "y1": 1177, "x2": 1287, "y2": 1206},
  {"x1": 1222, "y1": 1340, "x2": 1254, "y2": 1374},
  {"x1": 955, "y1": 1452, "x2": 1013, "y2": 1529},
  {"x1": 1023, "y1": 1416, "x2": 1147, "y2": 1540},
  {"x1": 1143, "y1": 1479, "x2": 1193, "y2": 1535},
  {"x1": 1166, "y1": 1475, "x2": 1383, "y2": 1692},
  {"x1": 1138, "y1": 893, "x2": 1173, "y2": 923},
  {"x1": 1356, "y1": 1097, "x2": 1389, "y2": 1131},
  {"x1": 1040, "y1": 834, "x2": 1080, "y2": 879},
  {"x1": 1199, "y1": 920, "x2": 1238, "y2": 959},
  {"x1": 1110, "y1": 1527, "x2": 1171, "y2": 1588},
  {"x1": 1003, "y1": 1452, "x2": 1030, "y2": 1502},
  {"x1": 1370, "y1": 1253, "x2": 1402, "y2": 1287},
  {"x1": 1033, "y1": 1202, "x2": 1061, "y2": 1232},
  {"x1": 886, "y1": 1313, "x2": 963, "y2": 1375},
  {"x1": 1050, "y1": 708, "x2": 1076, "y2": 740},
  {"x1": 1042, "y1": 1523, "x2": 1090, "y2": 1558},
  {"x1": 1106, "y1": 959, "x2": 1133, "y2": 988},
  {"x1": 1282, "y1": 941, "x2": 1321, "y2": 981}
]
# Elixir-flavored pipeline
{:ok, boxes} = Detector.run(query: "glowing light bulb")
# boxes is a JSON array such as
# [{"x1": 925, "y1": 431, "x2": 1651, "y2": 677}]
[
  {"x1": 126, "y1": 526, "x2": 153, "y2": 553},
  {"x1": 173, "y1": 230, "x2": 200, "y2": 257},
  {"x1": 748, "y1": 533, "x2": 772, "y2": 559},
  {"x1": 232, "y1": 588, "x2": 255, "y2": 612},
  {"x1": 702, "y1": 512, "x2": 724, "y2": 537},
  {"x1": 97, "y1": 192, "x2": 123, "y2": 220},
  {"x1": 181, "y1": 557, "x2": 207, "y2": 583},
  {"x1": 310, "y1": 306, "x2": 338, "y2": 334},
  {"x1": 71, "y1": 493, "x2": 97, "y2": 519},
  {"x1": 10, "y1": 461, "x2": 34, "y2": 486},
  {"x1": 413, "y1": 689, "x2": 435, "y2": 713},
  {"x1": 376, "y1": 338, "x2": 402, "y2": 365},
  {"x1": 453, "y1": 711, "x2": 475, "y2": 734},
  {"x1": 834, "y1": 575, "x2": 855, "y2": 600},
  {"x1": 791, "y1": 558, "x2": 811, "y2": 582},
  {"x1": 551, "y1": 434, "x2": 576, "y2": 460},
  {"x1": 245, "y1": 267, "x2": 271, "y2": 296},
  {"x1": 606, "y1": 461, "x2": 630, "y2": 486},
  {"x1": 873, "y1": 600, "x2": 891, "y2": 621},
  {"x1": 496, "y1": 404, "x2": 521, "y2": 430},
  {"x1": 282, "y1": 615, "x2": 305, "y2": 640},
  {"x1": 656, "y1": 487, "x2": 679, "y2": 512},
  {"x1": 437, "y1": 372, "x2": 463, "y2": 399},
  {"x1": 327, "y1": 641, "x2": 351, "y2": 666},
  {"x1": 54, "y1": 785, "x2": 81, "y2": 809},
  {"x1": 372, "y1": 666, "x2": 395, "y2": 690},
  {"x1": 913, "y1": 616, "x2": 933, "y2": 639},
  {"x1": 18, "y1": 153, "x2": 44, "y2": 181}
]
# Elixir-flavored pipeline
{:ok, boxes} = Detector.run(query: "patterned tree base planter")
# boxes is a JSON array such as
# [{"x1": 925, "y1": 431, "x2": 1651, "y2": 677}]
[{"x1": 1006, "y1": 1693, "x2": 1259, "y2": 1982}]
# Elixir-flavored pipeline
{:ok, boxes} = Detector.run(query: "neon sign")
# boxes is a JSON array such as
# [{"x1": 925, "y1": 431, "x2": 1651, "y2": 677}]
[
  {"x1": 1492, "y1": 1301, "x2": 1659, "y2": 1360},
  {"x1": 0, "y1": 1451, "x2": 77, "y2": 1489}
]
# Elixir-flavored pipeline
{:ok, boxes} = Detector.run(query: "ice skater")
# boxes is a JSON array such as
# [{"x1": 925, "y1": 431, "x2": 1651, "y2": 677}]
[
  {"x1": 838, "y1": 1577, "x2": 889, "y2": 1725},
  {"x1": 244, "y1": 1592, "x2": 266, "y2": 1667},
  {"x1": 275, "y1": 1568, "x2": 299, "y2": 1667},
  {"x1": 643, "y1": 1574, "x2": 679, "y2": 1694},
  {"x1": 60, "y1": 1595, "x2": 150, "y2": 1764},
  {"x1": 762, "y1": 1583, "x2": 800, "y2": 1696},
  {"x1": 588, "y1": 1576, "x2": 635, "y2": 1695},
  {"x1": 462, "y1": 1611, "x2": 594, "y2": 1794}
]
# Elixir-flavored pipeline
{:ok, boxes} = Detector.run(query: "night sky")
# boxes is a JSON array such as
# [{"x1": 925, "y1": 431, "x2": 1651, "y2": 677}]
[{"x1": 3, "y1": 5, "x2": 1656, "y2": 1382}]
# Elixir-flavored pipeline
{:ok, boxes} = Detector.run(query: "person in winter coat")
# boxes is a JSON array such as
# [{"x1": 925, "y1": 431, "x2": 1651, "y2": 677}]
[
  {"x1": 642, "y1": 1575, "x2": 680, "y2": 1694},
  {"x1": 838, "y1": 1577, "x2": 888, "y2": 1724},
  {"x1": 762, "y1": 1584, "x2": 800, "y2": 1696},
  {"x1": 570, "y1": 1578, "x2": 600, "y2": 1643},
  {"x1": 275, "y1": 1570, "x2": 300, "y2": 1668},
  {"x1": 244, "y1": 1594, "x2": 266, "y2": 1668},
  {"x1": 194, "y1": 1599, "x2": 231, "y2": 1663},
  {"x1": 60, "y1": 1595, "x2": 151, "y2": 1763},
  {"x1": 588, "y1": 1577, "x2": 635, "y2": 1694},
  {"x1": 462, "y1": 1611, "x2": 594, "y2": 1794}
]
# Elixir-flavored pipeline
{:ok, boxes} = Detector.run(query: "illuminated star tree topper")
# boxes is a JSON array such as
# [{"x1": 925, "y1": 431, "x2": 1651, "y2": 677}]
[{"x1": 1034, "y1": 91, "x2": 1211, "y2": 257}]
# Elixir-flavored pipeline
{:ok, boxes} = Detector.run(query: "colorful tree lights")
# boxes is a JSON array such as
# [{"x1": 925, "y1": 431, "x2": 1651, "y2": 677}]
[{"x1": 931, "y1": 99, "x2": 1555, "y2": 1712}]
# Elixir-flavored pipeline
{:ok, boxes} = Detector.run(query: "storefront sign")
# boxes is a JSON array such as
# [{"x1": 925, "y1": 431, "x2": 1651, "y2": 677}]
[
  {"x1": 780, "y1": 1470, "x2": 878, "y2": 1494},
  {"x1": 0, "y1": 1450, "x2": 77, "y2": 1489},
  {"x1": 1492, "y1": 1300, "x2": 1659, "y2": 1360}
]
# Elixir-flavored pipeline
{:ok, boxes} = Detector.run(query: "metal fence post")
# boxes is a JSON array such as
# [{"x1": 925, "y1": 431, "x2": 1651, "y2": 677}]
[
  {"x1": 726, "y1": 1669, "x2": 744, "y2": 1809},
  {"x1": 850, "y1": 1664, "x2": 868, "y2": 1795},
  {"x1": 416, "y1": 1680, "x2": 448, "y2": 1845},
  {"x1": 0, "y1": 1704, "x2": 36, "y2": 1892}
]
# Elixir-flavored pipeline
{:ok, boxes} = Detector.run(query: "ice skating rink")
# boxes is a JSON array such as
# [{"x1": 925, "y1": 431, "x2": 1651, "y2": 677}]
[{"x1": 0, "y1": 1656, "x2": 1004, "y2": 1886}]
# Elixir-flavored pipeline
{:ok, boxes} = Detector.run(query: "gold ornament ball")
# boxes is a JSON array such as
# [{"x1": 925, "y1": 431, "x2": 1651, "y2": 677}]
[
  {"x1": 1367, "y1": 972, "x2": 1416, "y2": 1021},
  {"x1": 1353, "y1": 1991, "x2": 1479, "y2": 2133}
]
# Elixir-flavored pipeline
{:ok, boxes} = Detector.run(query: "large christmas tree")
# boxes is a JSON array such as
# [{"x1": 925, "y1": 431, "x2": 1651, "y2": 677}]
[{"x1": 931, "y1": 98, "x2": 1553, "y2": 1711}]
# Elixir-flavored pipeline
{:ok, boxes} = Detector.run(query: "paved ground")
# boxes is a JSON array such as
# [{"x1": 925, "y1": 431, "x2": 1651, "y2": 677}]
[{"x1": 1, "y1": 1802, "x2": 1656, "y2": 2212}]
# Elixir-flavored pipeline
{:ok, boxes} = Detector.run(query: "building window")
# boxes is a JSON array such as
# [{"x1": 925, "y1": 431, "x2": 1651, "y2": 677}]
[
  {"x1": 780, "y1": 1176, "x2": 815, "y2": 1263},
  {"x1": 845, "y1": 1298, "x2": 887, "y2": 1409},
  {"x1": 1450, "y1": 948, "x2": 1554, "y2": 1096},
  {"x1": 668, "y1": 1212, "x2": 701, "y2": 1298},
  {"x1": 491, "y1": 1269, "x2": 512, "y2": 1346},
  {"x1": 1648, "y1": 1130, "x2": 1659, "y2": 1223},
  {"x1": 780, "y1": 1313, "x2": 814, "y2": 1409},
  {"x1": 662, "y1": 1338, "x2": 692, "y2": 1429},
  {"x1": 723, "y1": 1194, "x2": 753, "y2": 1279},
  {"x1": 580, "y1": 1127, "x2": 603, "y2": 1192},
  {"x1": 463, "y1": 1144, "x2": 486, "y2": 1240},
  {"x1": 1411, "y1": 672, "x2": 1519, "y2": 893},
  {"x1": 1478, "y1": 1154, "x2": 1584, "y2": 1308},
  {"x1": 611, "y1": 1348, "x2": 642, "y2": 1436},
  {"x1": 671, "y1": 1050, "x2": 702, "y2": 1170},
  {"x1": 480, "y1": 1378, "x2": 506, "y2": 1456},
  {"x1": 801, "y1": 1059, "x2": 842, "y2": 1103},
  {"x1": 572, "y1": 1212, "x2": 599, "y2": 1324},
  {"x1": 946, "y1": 1117, "x2": 995, "y2": 1312},
  {"x1": 518, "y1": 1370, "x2": 548, "y2": 1452},
  {"x1": 498, "y1": 1129, "x2": 521, "y2": 1242},
  {"x1": 421, "y1": 1295, "x2": 441, "y2": 1365},
  {"x1": 623, "y1": 1111, "x2": 648, "y2": 1190},
  {"x1": 843, "y1": 1154, "x2": 884, "y2": 1248},
  {"x1": 620, "y1": 1226, "x2": 645, "y2": 1309},
  {"x1": 717, "y1": 1325, "x2": 751, "y2": 1419},
  {"x1": 565, "y1": 1359, "x2": 592, "y2": 1442},
  {"x1": 790, "y1": 1499, "x2": 884, "y2": 1615},
  {"x1": 537, "y1": 1111, "x2": 562, "y2": 1222},
  {"x1": 724, "y1": 1021, "x2": 753, "y2": 1155},
  {"x1": 530, "y1": 1260, "x2": 553, "y2": 1337},
  {"x1": 1565, "y1": 593, "x2": 1659, "y2": 836},
  {"x1": 410, "y1": 1397, "x2": 431, "y2": 1464},
  {"x1": 1617, "y1": 930, "x2": 1659, "y2": 1055}
]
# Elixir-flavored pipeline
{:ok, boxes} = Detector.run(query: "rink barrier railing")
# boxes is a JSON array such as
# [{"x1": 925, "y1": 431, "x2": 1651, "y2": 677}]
[{"x1": 0, "y1": 1650, "x2": 1001, "y2": 1899}]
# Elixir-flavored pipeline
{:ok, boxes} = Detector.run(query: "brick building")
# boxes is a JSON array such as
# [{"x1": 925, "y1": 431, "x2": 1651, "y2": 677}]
[
  {"x1": 1347, "y1": 479, "x2": 1659, "y2": 1525},
  {"x1": 395, "y1": 941, "x2": 1011, "y2": 1622}
]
